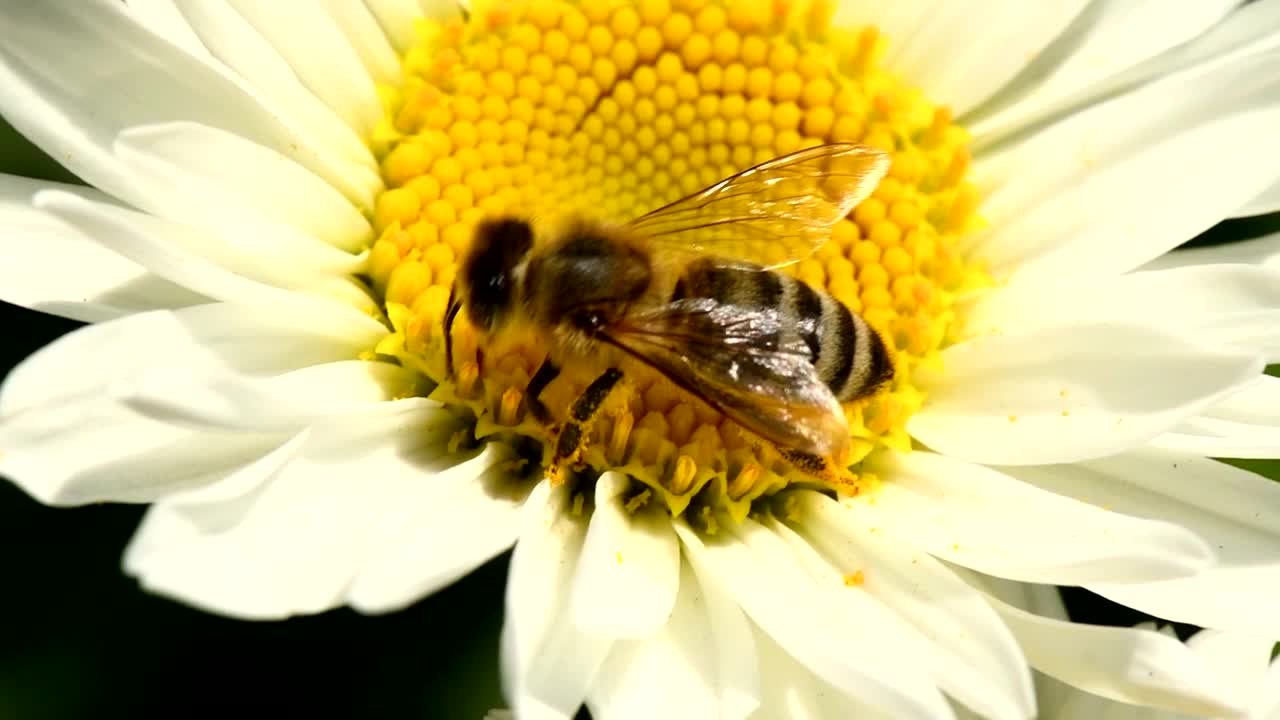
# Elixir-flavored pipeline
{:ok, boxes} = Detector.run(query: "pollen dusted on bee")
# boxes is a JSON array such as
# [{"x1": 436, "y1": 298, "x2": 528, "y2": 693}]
[{"x1": 369, "y1": 0, "x2": 987, "y2": 520}]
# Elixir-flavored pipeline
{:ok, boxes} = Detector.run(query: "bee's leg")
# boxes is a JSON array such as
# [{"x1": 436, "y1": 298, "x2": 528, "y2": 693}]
[
  {"x1": 443, "y1": 284, "x2": 462, "y2": 380},
  {"x1": 777, "y1": 448, "x2": 865, "y2": 496},
  {"x1": 525, "y1": 357, "x2": 561, "y2": 424},
  {"x1": 548, "y1": 367, "x2": 624, "y2": 483}
]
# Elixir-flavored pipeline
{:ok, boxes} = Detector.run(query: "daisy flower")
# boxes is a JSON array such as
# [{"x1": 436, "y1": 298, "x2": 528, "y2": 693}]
[{"x1": 3, "y1": 1, "x2": 1280, "y2": 718}]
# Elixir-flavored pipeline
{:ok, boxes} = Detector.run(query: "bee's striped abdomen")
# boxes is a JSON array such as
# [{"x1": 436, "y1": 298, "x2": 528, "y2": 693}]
[{"x1": 675, "y1": 258, "x2": 893, "y2": 402}]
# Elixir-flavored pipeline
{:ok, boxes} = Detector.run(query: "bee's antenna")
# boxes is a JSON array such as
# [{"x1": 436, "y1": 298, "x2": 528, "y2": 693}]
[{"x1": 444, "y1": 283, "x2": 461, "y2": 379}]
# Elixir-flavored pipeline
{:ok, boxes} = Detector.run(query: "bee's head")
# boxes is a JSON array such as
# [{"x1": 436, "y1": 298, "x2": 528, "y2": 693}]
[{"x1": 456, "y1": 216, "x2": 535, "y2": 332}]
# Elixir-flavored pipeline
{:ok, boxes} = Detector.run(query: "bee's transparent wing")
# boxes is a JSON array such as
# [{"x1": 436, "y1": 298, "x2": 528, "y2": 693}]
[
  {"x1": 627, "y1": 143, "x2": 889, "y2": 269},
  {"x1": 601, "y1": 298, "x2": 849, "y2": 457}
]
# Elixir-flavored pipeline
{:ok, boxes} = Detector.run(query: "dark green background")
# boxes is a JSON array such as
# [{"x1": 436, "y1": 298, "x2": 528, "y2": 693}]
[{"x1": 1, "y1": 115, "x2": 1278, "y2": 719}]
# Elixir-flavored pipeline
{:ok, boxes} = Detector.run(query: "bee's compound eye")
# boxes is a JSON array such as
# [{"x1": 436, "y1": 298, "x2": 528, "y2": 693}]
[{"x1": 462, "y1": 217, "x2": 533, "y2": 329}]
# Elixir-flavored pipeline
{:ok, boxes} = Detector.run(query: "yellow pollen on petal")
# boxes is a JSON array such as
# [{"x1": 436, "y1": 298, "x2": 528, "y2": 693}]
[{"x1": 369, "y1": 0, "x2": 988, "y2": 520}]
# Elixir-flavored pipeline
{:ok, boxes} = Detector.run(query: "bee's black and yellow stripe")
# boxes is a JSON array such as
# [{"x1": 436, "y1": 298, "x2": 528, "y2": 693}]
[{"x1": 672, "y1": 258, "x2": 893, "y2": 402}]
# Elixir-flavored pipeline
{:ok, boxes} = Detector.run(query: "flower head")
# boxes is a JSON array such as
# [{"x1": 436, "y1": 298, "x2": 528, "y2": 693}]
[{"x1": 3, "y1": 1, "x2": 1280, "y2": 719}]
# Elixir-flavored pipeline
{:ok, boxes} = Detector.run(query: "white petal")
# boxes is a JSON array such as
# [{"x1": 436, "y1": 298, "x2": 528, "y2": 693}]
[
  {"x1": 1155, "y1": 420, "x2": 1280, "y2": 460},
  {"x1": 114, "y1": 122, "x2": 372, "y2": 254},
  {"x1": 123, "y1": 0, "x2": 210, "y2": 59},
  {"x1": 1147, "y1": 0, "x2": 1280, "y2": 81},
  {"x1": 0, "y1": 392, "x2": 289, "y2": 506},
  {"x1": 675, "y1": 519, "x2": 955, "y2": 720},
  {"x1": 1154, "y1": 375, "x2": 1280, "y2": 458},
  {"x1": 1143, "y1": 231, "x2": 1280, "y2": 271},
  {"x1": 1236, "y1": 175, "x2": 1280, "y2": 217},
  {"x1": 316, "y1": 0, "x2": 401, "y2": 86},
  {"x1": 118, "y1": 360, "x2": 423, "y2": 432},
  {"x1": 365, "y1": 0, "x2": 428, "y2": 52},
  {"x1": 963, "y1": 264, "x2": 1280, "y2": 361},
  {"x1": 1185, "y1": 629, "x2": 1278, "y2": 709},
  {"x1": 1, "y1": 300, "x2": 384, "y2": 415},
  {"x1": 970, "y1": 0, "x2": 1240, "y2": 142},
  {"x1": 0, "y1": 1, "x2": 379, "y2": 210},
  {"x1": 570, "y1": 472, "x2": 680, "y2": 638},
  {"x1": 34, "y1": 190, "x2": 376, "y2": 313},
  {"x1": 1008, "y1": 449, "x2": 1280, "y2": 635},
  {"x1": 169, "y1": 0, "x2": 377, "y2": 176},
  {"x1": 0, "y1": 174, "x2": 206, "y2": 321},
  {"x1": 223, "y1": 2, "x2": 382, "y2": 135},
  {"x1": 750, "y1": 625, "x2": 832, "y2": 720},
  {"x1": 346, "y1": 442, "x2": 529, "y2": 614},
  {"x1": 969, "y1": 580, "x2": 1082, "y2": 719},
  {"x1": 586, "y1": 561, "x2": 720, "y2": 720},
  {"x1": 680, "y1": 528, "x2": 763, "y2": 720},
  {"x1": 974, "y1": 51, "x2": 1280, "y2": 283},
  {"x1": 857, "y1": 451, "x2": 1214, "y2": 585},
  {"x1": 1258, "y1": 657, "x2": 1280, "y2": 720},
  {"x1": 974, "y1": 584, "x2": 1247, "y2": 718},
  {"x1": 0, "y1": 302, "x2": 384, "y2": 505},
  {"x1": 789, "y1": 491, "x2": 1035, "y2": 720},
  {"x1": 908, "y1": 322, "x2": 1263, "y2": 465},
  {"x1": 501, "y1": 482, "x2": 612, "y2": 720},
  {"x1": 123, "y1": 402, "x2": 464, "y2": 619},
  {"x1": 838, "y1": 0, "x2": 1090, "y2": 115}
]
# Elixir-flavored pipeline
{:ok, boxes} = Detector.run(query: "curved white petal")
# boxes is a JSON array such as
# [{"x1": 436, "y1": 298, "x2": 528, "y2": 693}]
[
  {"x1": 974, "y1": 50, "x2": 1280, "y2": 283},
  {"x1": 1155, "y1": 420, "x2": 1280, "y2": 460},
  {"x1": 976, "y1": 588, "x2": 1248, "y2": 718},
  {"x1": 1153, "y1": 375, "x2": 1280, "y2": 458},
  {"x1": 0, "y1": 392, "x2": 289, "y2": 506},
  {"x1": 1147, "y1": 0, "x2": 1280, "y2": 80},
  {"x1": 963, "y1": 264, "x2": 1280, "y2": 361},
  {"x1": 1185, "y1": 629, "x2": 1279, "y2": 710},
  {"x1": 341, "y1": 442, "x2": 529, "y2": 614},
  {"x1": 1258, "y1": 656, "x2": 1280, "y2": 720},
  {"x1": 223, "y1": 1, "x2": 381, "y2": 135},
  {"x1": 0, "y1": 174, "x2": 206, "y2": 321},
  {"x1": 365, "y1": 0, "x2": 428, "y2": 52},
  {"x1": 971, "y1": 0, "x2": 1240, "y2": 141},
  {"x1": 838, "y1": 0, "x2": 1090, "y2": 115},
  {"x1": 1143, "y1": 231, "x2": 1280, "y2": 271},
  {"x1": 982, "y1": 583, "x2": 1075, "y2": 716},
  {"x1": 1236, "y1": 173, "x2": 1280, "y2": 217},
  {"x1": 317, "y1": 0, "x2": 401, "y2": 86},
  {"x1": 123, "y1": 402, "x2": 463, "y2": 619},
  {"x1": 676, "y1": 519, "x2": 955, "y2": 720},
  {"x1": 0, "y1": 300, "x2": 385, "y2": 415},
  {"x1": 680, "y1": 528, "x2": 762, "y2": 720},
  {"x1": 0, "y1": 1, "x2": 379, "y2": 210},
  {"x1": 858, "y1": 451, "x2": 1214, "y2": 585},
  {"x1": 168, "y1": 0, "x2": 376, "y2": 174},
  {"x1": 34, "y1": 190, "x2": 376, "y2": 313},
  {"x1": 909, "y1": 322, "x2": 1263, "y2": 465},
  {"x1": 123, "y1": 0, "x2": 210, "y2": 59},
  {"x1": 751, "y1": 624, "x2": 834, "y2": 720},
  {"x1": 1005, "y1": 449, "x2": 1280, "y2": 635},
  {"x1": 114, "y1": 122, "x2": 372, "y2": 254},
  {"x1": 788, "y1": 491, "x2": 1035, "y2": 720},
  {"x1": 346, "y1": 449, "x2": 525, "y2": 608},
  {"x1": 501, "y1": 482, "x2": 612, "y2": 720},
  {"x1": 586, "y1": 561, "x2": 720, "y2": 720},
  {"x1": 0, "y1": 301, "x2": 385, "y2": 506},
  {"x1": 118, "y1": 360, "x2": 422, "y2": 432},
  {"x1": 570, "y1": 472, "x2": 680, "y2": 638}
]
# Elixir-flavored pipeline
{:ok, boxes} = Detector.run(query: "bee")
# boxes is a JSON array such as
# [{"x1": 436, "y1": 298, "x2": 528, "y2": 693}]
[{"x1": 445, "y1": 143, "x2": 895, "y2": 486}]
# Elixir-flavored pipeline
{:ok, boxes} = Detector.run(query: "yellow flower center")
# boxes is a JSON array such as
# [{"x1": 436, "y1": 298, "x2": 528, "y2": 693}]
[{"x1": 366, "y1": 0, "x2": 986, "y2": 521}]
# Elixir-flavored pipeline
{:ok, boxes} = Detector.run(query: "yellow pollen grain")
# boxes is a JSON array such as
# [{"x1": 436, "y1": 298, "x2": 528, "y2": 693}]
[{"x1": 372, "y1": 0, "x2": 985, "y2": 518}]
